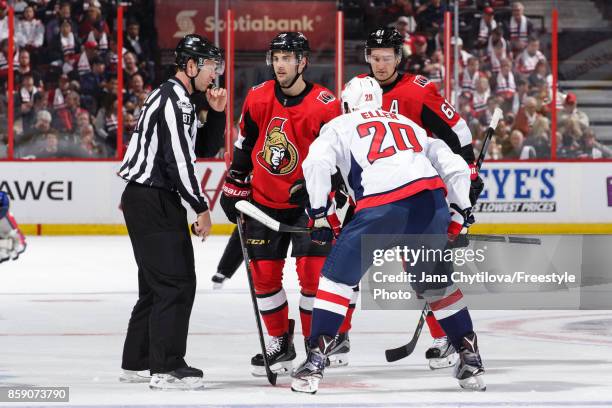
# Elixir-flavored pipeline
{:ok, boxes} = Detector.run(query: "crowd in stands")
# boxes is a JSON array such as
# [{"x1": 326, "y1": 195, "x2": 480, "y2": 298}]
[
  {"x1": 0, "y1": 0, "x2": 608, "y2": 160},
  {"x1": 369, "y1": 0, "x2": 609, "y2": 159},
  {"x1": 0, "y1": 0, "x2": 156, "y2": 159}
]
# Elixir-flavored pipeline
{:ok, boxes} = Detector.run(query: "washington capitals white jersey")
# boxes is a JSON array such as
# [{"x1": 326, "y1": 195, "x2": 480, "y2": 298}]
[{"x1": 303, "y1": 109, "x2": 471, "y2": 212}]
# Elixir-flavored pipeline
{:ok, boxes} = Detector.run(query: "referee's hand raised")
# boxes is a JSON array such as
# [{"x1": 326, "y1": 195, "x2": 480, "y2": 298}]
[{"x1": 193, "y1": 211, "x2": 213, "y2": 242}]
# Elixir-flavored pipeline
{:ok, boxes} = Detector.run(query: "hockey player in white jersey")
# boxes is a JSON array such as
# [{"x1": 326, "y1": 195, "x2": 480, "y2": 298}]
[
  {"x1": 291, "y1": 76, "x2": 485, "y2": 393},
  {"x1": 0, "y1": 192, "x2": 26, "y2": 263}
]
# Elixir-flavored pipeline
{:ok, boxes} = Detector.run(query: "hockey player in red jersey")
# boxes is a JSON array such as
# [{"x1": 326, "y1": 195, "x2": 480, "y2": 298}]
[
  {"x1": 0, "y1": 191, "x2": 27, "y2": 263},
  {"x1": 220, "y1": 32, "x2": 354, "y2": 376},
  {"x1": 360, "y1": 28, "x2": 485, "y2": 370}
]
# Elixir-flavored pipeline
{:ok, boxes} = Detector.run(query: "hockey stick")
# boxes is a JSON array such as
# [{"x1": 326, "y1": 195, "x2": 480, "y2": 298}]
[
  {"x1": 385, "y1": 303, "x2": 429, "y2": 362},
  {"x1": 234, "y1": 200, "x2": 542, "y2": 244},
  {"x1": 235, "y1": 200, "x2": 316, "y2": 233},
  {"x1": 384, "y1": 108, "x2": 505, "y2": 363},
  {"x1": 235, "y1": 214, "x2": 278, "y2": 386}
]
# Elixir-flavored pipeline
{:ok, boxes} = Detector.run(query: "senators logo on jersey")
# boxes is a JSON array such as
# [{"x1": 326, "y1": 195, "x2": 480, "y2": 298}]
[{"x1": 256, "y1": 117, "x2": 299, "y2": 175}]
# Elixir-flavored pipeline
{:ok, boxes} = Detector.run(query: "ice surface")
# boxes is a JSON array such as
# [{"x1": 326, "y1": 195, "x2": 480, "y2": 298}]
[{"x1": 1, "y1": 236, "x2": 611, "y2": 407}]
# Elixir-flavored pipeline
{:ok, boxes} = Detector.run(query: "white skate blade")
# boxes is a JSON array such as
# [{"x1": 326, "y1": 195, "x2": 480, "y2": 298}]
[
  {"x1": 212, "y1": 282, "x2": 224, "y2": 290},
  {"x1": 119, "y1": 369, "x2": 151, "y2": 383},
  {"x1": 428, "y1": 352, "x2": 459, "y2": 370},
  {"x1": 327, "y1": 353, "x2": 349, "y2": 368},
  {"x1": 251, "y1": 360, "x2": 293, "y2": 377},
  {"x1": 149, "y1": 374, "x2": 204, "y2": 391},
  {"x1": 291, "y1": 375, "x2": 321, "y2": 394},
  {"x1": 458, "y1": 373, "x2": 486, "y2": 391}
]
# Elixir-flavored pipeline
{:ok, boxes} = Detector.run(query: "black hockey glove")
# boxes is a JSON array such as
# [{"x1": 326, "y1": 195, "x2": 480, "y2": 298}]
[{"x1": 220, "y1": 170, "x2": 251, "y2": 223}]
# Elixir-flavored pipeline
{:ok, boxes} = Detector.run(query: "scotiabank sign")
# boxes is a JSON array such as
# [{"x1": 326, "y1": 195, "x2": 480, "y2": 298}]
[{"x1": 155, "y1": 0, "x2": 336, "y2": 51}]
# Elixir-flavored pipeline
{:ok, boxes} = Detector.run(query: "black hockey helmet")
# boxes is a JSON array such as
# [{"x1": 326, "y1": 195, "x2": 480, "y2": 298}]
[
  {"x1": 364, "y1": 28, "x2": 404, "y2": 62},
  {"x1": 266, "y1": 32, "x2": 310, "y2": 66},
  {"x1": 175, "y1": 34, "x2": 224, "y2": 75}
]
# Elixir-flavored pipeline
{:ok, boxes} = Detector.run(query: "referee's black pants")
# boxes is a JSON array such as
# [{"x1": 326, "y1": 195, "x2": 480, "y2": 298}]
[{"x1": 120, "y1": 182, "x2": 196, "y2": 374}]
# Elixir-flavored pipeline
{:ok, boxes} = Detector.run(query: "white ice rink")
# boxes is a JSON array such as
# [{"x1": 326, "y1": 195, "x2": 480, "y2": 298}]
[{"x1": 1, "y1": 236, "x2": 611, "y2": 407}]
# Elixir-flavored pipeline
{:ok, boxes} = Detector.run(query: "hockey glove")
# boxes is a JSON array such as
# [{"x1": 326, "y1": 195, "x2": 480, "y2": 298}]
[
  {"x1": 448, "y1": 204, "x2": 472, "y2": 243},
  {"x1": 468, "y1": 163, "x2": 484, "y2": 206},
  {"x1": 220, "y1": 170, "x2": 251, "y2": 223},
  {"x1": 306, "y1": 197, "x2": 342, "y2": 245}
]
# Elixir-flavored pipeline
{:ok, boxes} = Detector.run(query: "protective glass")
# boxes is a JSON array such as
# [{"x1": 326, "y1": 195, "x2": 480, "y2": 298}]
[{"x1": 198, "y1": 58, "x2": 225, "y2": 76}]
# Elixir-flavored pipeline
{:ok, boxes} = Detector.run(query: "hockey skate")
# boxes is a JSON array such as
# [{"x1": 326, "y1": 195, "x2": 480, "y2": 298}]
[
  {"x1": 327, "y1": 332, "x2": 350, "y2": 367},
  {"x1": 149, "y1": 366, "x2": 204, "y2": 391},
  {"x1": 211, "y1": 273, "x2": 227, "y2": 289},
  {"x1": 251, "y1": 319, "x2": 296, "y2": 377},
  {"x1": 425, "y1": 336, "x2": 458, "y2": 369},
  {"x1": 119, "y1": 369, "x2": 151, "y2": 383},
  {"x1": 454, "y1": 332, "x2": 486, "y2": 391},
  {"x1": 291, "y1": 335, "x2": 336, "y2": 394}
]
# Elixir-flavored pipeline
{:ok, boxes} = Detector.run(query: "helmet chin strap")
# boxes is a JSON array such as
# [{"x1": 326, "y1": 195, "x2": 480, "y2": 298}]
[{"x1": 186, "y1": 67, "x2": 201, "y2": 94}]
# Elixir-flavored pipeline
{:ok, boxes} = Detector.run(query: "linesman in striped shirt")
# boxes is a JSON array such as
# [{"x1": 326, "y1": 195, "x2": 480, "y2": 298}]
[{"x1": 117, "y1": 34, "x2": 226, "y2": 390}]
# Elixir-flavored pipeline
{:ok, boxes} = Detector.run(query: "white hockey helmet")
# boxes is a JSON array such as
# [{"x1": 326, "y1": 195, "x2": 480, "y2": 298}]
[{"x1": 341, "y1": 76, "x2": 383, "y2": 113}]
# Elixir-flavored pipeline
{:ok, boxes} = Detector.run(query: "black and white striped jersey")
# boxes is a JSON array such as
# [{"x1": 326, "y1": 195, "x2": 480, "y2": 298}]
[{"x1": 118, "y1": 77, "x2": 211, "y2": 214}]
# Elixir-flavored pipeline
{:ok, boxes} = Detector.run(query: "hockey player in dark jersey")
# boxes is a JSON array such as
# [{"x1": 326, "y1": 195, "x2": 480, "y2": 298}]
[
  {"x1": 359, "y1": 28, "x2": 485, "y2": 370},
  {"x1": 220, "y1": 32, "x2": 354, "y2": 376}
]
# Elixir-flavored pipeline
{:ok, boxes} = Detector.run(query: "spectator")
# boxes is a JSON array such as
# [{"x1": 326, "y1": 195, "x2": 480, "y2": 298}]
[
  {"x1": 123, "y1": 51, "x2": 148, "y2": 85},
  {"x1": 15, "y1": 73, "x2": 38, "y2": 120},
  {"x1": 17, "y1": 109, "x2": 52, "y2": 153},
  {"x1": 95, "y1": 98, "x2": 117, "y2": 153},
  {"x1": 512, "y1": 77, "x2": 528, "y2": 114},
  {"x1": 21, "y1": 91, "x2": 48, "y2": 133},
  {"x1": 15, "y1": 6, "x2": 45, "y2": 54},
  {"x1": 424, "y1": 50, "x2": 445, "y2": 92},
  {"x1": 72, "y1": 123, "x2": 106, "y2": 158},
  {"x1": 77, "y1": 40, "x2": 98, "y2": 77},
  {"x1": 416, "y1": 0, "x2": 446, "y2": 35},
  {"x1": 49, "y1": 18, "x2": 80, "y2": 68},
  {"x1": 45, "y1": 1, "x2": 79, "y2": 48},
  {"x1": 450, "y1": 37, "x2": 474, "y2": 72},
  {"x1": 460, "y1": 56, "x2": 485, "y2": 99},
  {"x1": 494, "y1": 58, "x2": 516, "y2": 110},
  {"x1": 486, "y1": 29, "x2": 509, "y2": 75},
  {"x1": 50, "y1": 73, "x2": 70, "y2": 110},
  {"x1": 507, "y1": 2, "x2": 533, "y2": 54},
  {"x1": 404, "y1": 35, "x2": 428, "y2": 75},
  {"x1": 15, "y1": 49, "x2": 42, "y2": 88},
  {"x1": 124, "y1": 20, "x2": 152, "y2": 63},
  {"x1": 34, "y1": 131, "x2": 61, "y2": 159},
  {"x1": 525, "y1": 115, "x2": 550, "y2": 158},
  {"x1": 0, "y1": 2, "x2": 8, "y2": 43},
  {"x1": 515, "y1": 37, "x2": 546, "y2": 75},
  {"x1": 78, "y1": 6, "x2": 109, "y2": 46},
  {"x1": 557, "y1": 119, "x2": 582, "y2": 158},
  {"x1": 80, "y1": 56, "x2": 107, "y2": 101},
  {"x1": 576, "y1": 130, "x2": 602, "y2": 159},
  {"x1": 513, "y1": 96, "x2": 539, "y2": 135},
  {"x1": 505, "y1": 129, "x2": 535, "y2": 159},
  {"x1": 528, "y1": 60, "x2": 551, "y2": 91},
  {"x1": 53, "y1": 90, "x2": 87, "y2": 133},
  {"x1": 475, "y1": 7, "x2": 497, "y2": 50},
  {"x1": 560, "y1": 92, "x2": 589, "y2": 129},
  {"x1": 472, "y1": 76, "x2": 491, "y2": 119}
]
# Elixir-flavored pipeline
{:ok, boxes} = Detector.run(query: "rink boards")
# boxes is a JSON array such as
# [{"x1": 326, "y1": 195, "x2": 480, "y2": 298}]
[{"x1": 0, "y1": 161, "x2": 611, "y2": 234}]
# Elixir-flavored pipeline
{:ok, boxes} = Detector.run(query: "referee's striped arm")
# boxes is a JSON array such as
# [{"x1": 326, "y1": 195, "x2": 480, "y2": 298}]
[{"x1": 118, "y1": 79, "x2": 209, "y2": 214}]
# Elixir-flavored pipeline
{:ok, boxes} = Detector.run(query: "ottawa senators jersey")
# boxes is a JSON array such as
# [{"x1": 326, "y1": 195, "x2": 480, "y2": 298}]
[
  {"x1": 357, "y1": 73, "x2": 475, "y2": 164},
  {"x1": 231, "y1": 80, "x2": 340, "y2": 209}
]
